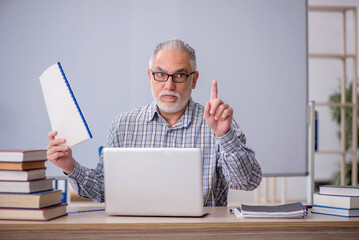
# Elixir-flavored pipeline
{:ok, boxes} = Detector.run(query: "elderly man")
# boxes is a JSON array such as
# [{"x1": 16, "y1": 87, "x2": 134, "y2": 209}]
[{"x1": 47, "y1": 39, "x2": 262, "y2": 206}]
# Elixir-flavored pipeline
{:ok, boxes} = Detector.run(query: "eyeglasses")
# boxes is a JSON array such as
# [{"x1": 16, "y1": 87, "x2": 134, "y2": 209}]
[{"x1": 151, "y1": 70, "x2": 195, "y2": 83}]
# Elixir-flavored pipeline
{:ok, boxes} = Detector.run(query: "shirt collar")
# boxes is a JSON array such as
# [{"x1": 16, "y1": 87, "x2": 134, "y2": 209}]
[{"x1": 146, "y1": 98, "x2": 195, "y2": 128}]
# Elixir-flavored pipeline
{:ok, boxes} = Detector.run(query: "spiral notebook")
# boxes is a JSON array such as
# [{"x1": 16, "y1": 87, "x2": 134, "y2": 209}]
[{"x1": 39, "y1": 62, "x2": 92, "y2": 147}]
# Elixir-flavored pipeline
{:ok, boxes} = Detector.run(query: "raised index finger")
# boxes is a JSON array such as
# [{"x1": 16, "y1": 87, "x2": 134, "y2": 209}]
[{"x1": 210, "y1": 80, "x2": 218, "y2": 100}]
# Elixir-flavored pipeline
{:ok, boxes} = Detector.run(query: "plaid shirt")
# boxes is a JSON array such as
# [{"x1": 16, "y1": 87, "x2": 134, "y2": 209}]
[{"x1": 68, "y1": 98, "x2": 262, "y2": 206}]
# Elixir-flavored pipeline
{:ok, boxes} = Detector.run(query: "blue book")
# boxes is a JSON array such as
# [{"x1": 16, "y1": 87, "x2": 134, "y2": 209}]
[
  {"x1": 39, "y1": 62, "x2": 92, "y2": 147},
  {"x1": 312, "y1": 205, "x2": 359, "y2": 218}
]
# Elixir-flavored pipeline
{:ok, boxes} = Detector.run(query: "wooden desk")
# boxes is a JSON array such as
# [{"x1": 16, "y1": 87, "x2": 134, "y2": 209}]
[{"x1": 0, "y1": 206, "x2": 358, "y2": 240}]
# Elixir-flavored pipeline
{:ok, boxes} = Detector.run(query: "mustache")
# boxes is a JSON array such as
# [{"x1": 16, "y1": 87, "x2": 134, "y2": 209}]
[{"x1": 158, "y1": 91, "x2": 181, "y2": 99}]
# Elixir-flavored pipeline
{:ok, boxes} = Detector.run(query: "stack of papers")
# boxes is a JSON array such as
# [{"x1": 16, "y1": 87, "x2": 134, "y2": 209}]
[{"x1": 231, "y1": 202, "x2": 308, "y2": 218}]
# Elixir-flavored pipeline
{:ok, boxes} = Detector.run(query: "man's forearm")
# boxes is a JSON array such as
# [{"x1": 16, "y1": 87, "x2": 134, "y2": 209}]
[
  {"x1": 217, "y1": 128, "x2": 262, "y2": 190},
  {"x1": 67, "y1": 161, "x2": 105, "y2": 202}
]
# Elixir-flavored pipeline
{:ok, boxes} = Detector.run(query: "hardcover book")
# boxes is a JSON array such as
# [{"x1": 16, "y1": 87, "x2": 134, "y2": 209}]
[
  {"x1": 0, "y1": 149, "x2": 47, "y2": 162},
  {"x1": 319, "y1": 185, "x2": 359, "y2": 197},
  {"x1": 0, "y1": 168, "x2": 46, "y2": 181},
  {"x1": 0, "y1": 178, "x2": 53, "y2": 193},
  {"x1": 0, "y1": 203, "x2": 67, "y2": 221},
  {"x1": 312, "y1": 205, "x2": 359, "y2": 218},
  {"x1": 314, "y1": 193, "x2": 359, "y2": 209},
  {"x1": 0, "y1": 189, "x2": 62, "y2": 208},
  {"x1": 0, "y1": 160, "x2": 46, "y2": 170}
]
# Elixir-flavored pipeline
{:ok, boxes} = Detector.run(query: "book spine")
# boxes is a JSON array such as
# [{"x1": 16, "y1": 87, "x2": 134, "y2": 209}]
[{"x1": 56, "y1": 62, "x2": 93, "y2": 139}]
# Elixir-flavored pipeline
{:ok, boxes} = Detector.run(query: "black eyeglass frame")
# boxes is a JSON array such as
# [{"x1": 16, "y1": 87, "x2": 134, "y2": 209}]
[{"x1": 151, "y1": 70, "x2": 196, "y2": 83}]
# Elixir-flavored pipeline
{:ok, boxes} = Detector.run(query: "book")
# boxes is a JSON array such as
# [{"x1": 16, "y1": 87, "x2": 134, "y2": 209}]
[
  {"x1": 0, "y1": 178, "x2": 53, "y2": 193},
  {"x1": 0, "y1": 189, "x2": 62, "y2": 208},
  {"x1": 0, "y1": 149, "x2": 47, "y2": 162},
  {"x1": 314, "y1": 193, "x2": 359, "y2": 209},
  {"x1": 312, "y1": 205, "x2": 359, "y2": 218},
  {"x1": 231, "y1": 202, "x2": 308, "y2": 218},
  {"x1": 0, "y1": 203, "x2": 67, "y2": 221},
  {"x1": 319, "y1": 185, "x2": 359, "y2": 197},
  {"x1": 0, "y1": 168, "x2": 46, "y2": 181},
  {"x1": 0, "y1": 160, "x2": 46, "y2": 170},
  {"x1": 39, "y1": 62, "x2": 92, "y2": 148}
]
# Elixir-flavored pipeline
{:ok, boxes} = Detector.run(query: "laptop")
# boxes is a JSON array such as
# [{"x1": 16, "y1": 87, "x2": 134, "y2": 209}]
[{"x1": 103, "y1": 148, "x2": 205, "y2": 217}]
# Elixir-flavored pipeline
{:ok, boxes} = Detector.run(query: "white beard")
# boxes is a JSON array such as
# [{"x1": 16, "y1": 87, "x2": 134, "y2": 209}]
[{"x1": 151, "y1": 81, "x2": 192, "y2": 113}]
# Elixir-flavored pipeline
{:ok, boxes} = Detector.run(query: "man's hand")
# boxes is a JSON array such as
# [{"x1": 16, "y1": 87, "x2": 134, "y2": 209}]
[
  {"x1": 46, "y1": 130, "x2": 75, "y2": 175},
  {"x1": 204, "y1": 80, "x2": 233, "y2": 137}
]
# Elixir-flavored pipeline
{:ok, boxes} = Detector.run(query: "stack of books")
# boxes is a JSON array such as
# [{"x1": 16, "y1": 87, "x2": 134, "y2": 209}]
[
  {"x1": 312, "y1": 185, "x2": 359, "y2": 218},
  {"x1": 0, "y1": 149, "x2": 67, "y2": 220}
]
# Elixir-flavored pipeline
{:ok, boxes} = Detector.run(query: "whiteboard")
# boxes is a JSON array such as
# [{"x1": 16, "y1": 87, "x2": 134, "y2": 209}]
[{"x1": 0, "y1": 0, "x2": 308, "y2": 176}]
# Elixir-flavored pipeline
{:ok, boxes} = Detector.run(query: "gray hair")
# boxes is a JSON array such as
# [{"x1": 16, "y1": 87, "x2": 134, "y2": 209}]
[{"x1": 149, "y1": 39, "x2": 197, "y2": 71}]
